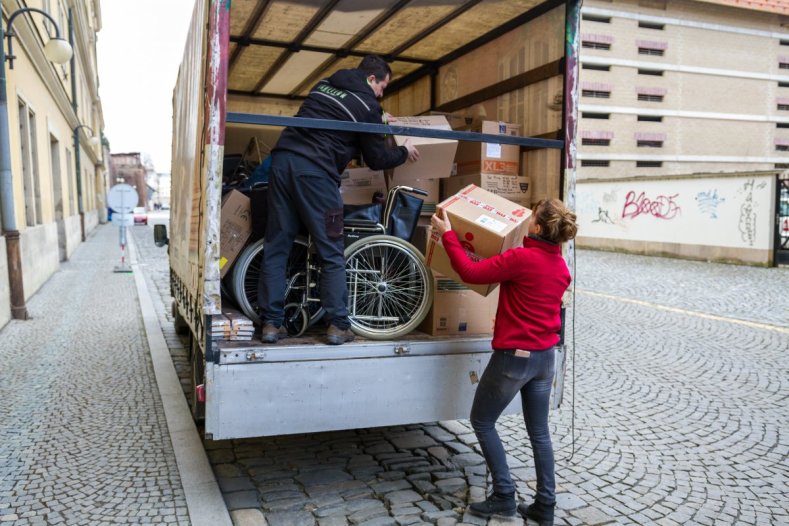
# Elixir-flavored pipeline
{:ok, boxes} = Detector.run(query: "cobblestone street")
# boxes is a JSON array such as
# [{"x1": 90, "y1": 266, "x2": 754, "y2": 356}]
[{"x1": 131, "y1": 219, "x2": 788, "y2": 526}]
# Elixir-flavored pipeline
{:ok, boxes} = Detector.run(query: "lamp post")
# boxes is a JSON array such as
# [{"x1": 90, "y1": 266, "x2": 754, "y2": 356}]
[
  {"x1": 72, "y1": 124, "x2": 100, "y2": 240},
  {"x1": 0, "y1": 8, "x2": 73, "y2": 320}
]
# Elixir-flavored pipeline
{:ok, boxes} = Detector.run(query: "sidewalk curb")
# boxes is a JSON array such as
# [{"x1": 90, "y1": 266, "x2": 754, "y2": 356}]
[{"x1": 128, "y1": 234, "x2": 233, "y2": 526}]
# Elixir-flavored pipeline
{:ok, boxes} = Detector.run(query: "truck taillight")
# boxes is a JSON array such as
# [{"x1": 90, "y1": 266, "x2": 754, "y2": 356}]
[{"x1": 196, "y1": 384, "x2": 205, "y2": 402}]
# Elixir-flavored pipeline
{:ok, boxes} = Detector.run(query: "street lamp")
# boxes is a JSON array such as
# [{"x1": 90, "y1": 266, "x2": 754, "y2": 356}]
[
  {"x1": 74, "y1": 124, "x2": 101, "y2": 147},
  {"x1": 0, "y1": 8, "x2": 73, "y2": 321}
]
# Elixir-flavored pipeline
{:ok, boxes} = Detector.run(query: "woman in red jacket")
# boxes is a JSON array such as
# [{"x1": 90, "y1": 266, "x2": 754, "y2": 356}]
[{"x1": 431, "y1": 198, "x2": 577, "y2": 525}]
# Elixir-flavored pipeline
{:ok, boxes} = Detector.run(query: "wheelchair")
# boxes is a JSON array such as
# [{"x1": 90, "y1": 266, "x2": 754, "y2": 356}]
[{"x1": 230, "y1": 185, "x2": 433, "y2": 340}]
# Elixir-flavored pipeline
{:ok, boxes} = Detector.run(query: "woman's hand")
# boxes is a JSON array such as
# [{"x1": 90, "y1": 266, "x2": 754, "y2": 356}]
[{"x1": 431, "y1": 208, "x2": 452, "y2": 236}]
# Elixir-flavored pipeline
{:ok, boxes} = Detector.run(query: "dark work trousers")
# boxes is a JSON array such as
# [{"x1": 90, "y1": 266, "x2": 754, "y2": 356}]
[
  {"x1": 259, "y1": 151, "x2": 350, "y2": 330},
  {"x1": 470, "y1": 347, "x2": 556, "y2": 505}
]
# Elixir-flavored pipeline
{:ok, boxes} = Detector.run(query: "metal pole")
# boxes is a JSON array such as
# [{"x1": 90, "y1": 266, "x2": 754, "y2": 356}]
[
  {"x1": 0, "y1": 22, "x2": 29, "y2": 319},
  {"x1": 69, "y1": 7, "x2": 85, "y2": 241}
]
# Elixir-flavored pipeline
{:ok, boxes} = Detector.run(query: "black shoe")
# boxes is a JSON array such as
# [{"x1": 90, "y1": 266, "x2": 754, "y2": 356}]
[
  {"x1": 517, "y1": 500, "x2": 555, "y2": 525},
  {"x1": 467, "y1": 492, "x2": 516, "y2": 518},
  {"x1": 326, "y1": 325, "x2": 355, "y2": 345},
  {"x1": 261, "y1": 323, "x2": 287, "y2": 343}
]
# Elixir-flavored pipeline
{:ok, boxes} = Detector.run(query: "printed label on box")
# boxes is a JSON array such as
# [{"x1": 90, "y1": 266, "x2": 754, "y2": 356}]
[
  {"x1": 485, "y1": 143, "x2": 502, "y2": 159},
  {"x1": 475, "y1": 214, "x2": 507, "y2": 233}
]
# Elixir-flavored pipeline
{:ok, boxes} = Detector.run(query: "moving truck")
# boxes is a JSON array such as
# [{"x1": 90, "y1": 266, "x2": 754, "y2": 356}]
[{"x1": 159, "y1": 0, "x2": 581, "y2": 440}]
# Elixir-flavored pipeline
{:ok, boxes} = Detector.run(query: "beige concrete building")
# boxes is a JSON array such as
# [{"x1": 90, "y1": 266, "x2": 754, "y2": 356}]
[
  {"x1": 577, "y1": 0, "x2": 789, "y2": 178},
  {"x1": 1, "y1": 0, "x2": 104, "y2": 326}
]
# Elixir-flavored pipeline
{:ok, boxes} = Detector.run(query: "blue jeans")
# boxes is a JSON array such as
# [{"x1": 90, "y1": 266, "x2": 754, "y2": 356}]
[
  {"x1": 470, "y1": 348, "x2": 556, "y2": 505},
  {"x1": 259, "y1": 151, "x2": 350, "y2": 329}
]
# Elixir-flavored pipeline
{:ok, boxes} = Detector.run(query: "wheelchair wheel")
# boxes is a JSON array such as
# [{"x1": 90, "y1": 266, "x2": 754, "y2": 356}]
[
  {"x1": 344, "y1": 235, "x2": 433, "y2": 339},
  {"x1": 283, "y1": 303, "x2": 309, "y2": 337},
  {"x1": 231, "y1": 237, "x2": 319, "y2": 325}
]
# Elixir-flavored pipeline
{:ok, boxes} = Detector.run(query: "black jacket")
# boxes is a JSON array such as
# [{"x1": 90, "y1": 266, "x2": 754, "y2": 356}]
[{"x1": 273, "y1": 69, "x2": 408, "y2": 182}]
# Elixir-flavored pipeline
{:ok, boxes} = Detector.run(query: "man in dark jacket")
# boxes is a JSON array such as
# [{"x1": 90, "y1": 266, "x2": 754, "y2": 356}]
[{"x1": 259, "y1": 55, "x2": 419, "y2": 345}]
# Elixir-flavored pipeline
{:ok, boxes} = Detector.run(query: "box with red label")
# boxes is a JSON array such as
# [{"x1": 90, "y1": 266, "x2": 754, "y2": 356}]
[
  {"x1": 454, "y1": 121, "x2": 521, "y2": 177},
  {"x1": 425, "y1": 184, "x2": 531, "y2": 296},
  {"x1": 419, "y1": 271, "x2": 499, "y2": 336}
]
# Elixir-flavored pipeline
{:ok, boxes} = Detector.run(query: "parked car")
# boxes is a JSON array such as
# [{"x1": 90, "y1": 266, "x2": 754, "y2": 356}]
[{"x1": 133, "y1": 207, "x2": 148, "y2": 225}]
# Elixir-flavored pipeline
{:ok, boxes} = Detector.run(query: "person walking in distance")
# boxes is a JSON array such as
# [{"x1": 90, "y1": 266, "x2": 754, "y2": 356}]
[
  {"x1": 259, "y1": 55, "x2": 419, "y2": 345},
  {"x1": 430, "y1": 199, "x2": 577, "y2": 524}
]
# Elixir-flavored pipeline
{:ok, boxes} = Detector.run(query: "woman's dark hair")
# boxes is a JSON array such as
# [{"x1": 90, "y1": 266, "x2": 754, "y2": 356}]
[
  {"x1": 533, "y1": 199, "x2": 578, "y2": 244},
  {"x1": 358, "y1": 55, "x2": 392, "y2": 82}
]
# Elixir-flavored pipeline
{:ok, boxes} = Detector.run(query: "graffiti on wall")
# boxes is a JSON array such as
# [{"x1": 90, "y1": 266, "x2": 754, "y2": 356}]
[
  {"x1": 738, "y1": 179, "x2": 757, "y2": 246},
  {"x1": 621, "y1": 191, "x2": 681, "y2": 220},
  {"x1": 695, "y1": 190, "x2": 725, "y2": 219}
]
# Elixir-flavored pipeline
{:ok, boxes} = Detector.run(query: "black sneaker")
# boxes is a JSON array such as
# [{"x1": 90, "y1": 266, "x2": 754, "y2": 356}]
[
  {"x1": 517, "y1": 500, "x2": 555, "y2": 525},
  {"x1": 261, "y1": 323, "x2": 287, "y2": 343},
  {"x1": 326, "y1": 325, "x2": 355, "y2": 345},
  {"x1": 467, "y1": 492, "x2": 516, "y2": 518}
]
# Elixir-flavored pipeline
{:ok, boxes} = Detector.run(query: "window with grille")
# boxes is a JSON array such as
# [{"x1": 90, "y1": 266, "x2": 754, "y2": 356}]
[
  {"x1": 636, "y1": 161, "x2": 663, "y2": 167},
  {"x1": 583, "y1": 41, "x2": 611, "y2": 50},
  {"x1": 583, "y1": 14, "x2": 611, "y2": 23},
  {"x1": 638, "y1": 115, "x2": 663, "y2": 122},
  {"x1": 582, "y1": 138, "x2": 611, "y2": 146},
  {"x1": 778, "y1": 123, "x2": 789, "y2": 128},
  {"x1": 638, "y1": 93, "x2": 664, "y2": 102},
  {"x1": 583, "y1": 63, "x2": 611, "y2": 71},
  {"x1": 583, "y1": 112, "x2": 611, "y2": 119},
  {"x1": 781, "y1": 62, "x2": 789, "y2": 70},
  {"x1": 639, "y1": 47, "x2": 665, "y2": 56},
  {"x1": 638, "y1": 68, "x2": 663, "y2": 76},
  {"x1": 780, "y1": 82, "x2": 789, "y2": 88},
  {"x1": 779, "y1": 104, "x2": 789, "y2": 110},
  {"x1": 637, "y1": 140, "x2": 663, "y2": 148},
  {"x1": 781, "y1": 40, "x2": 789, "y2": 46},
  {"x1": 639, "y1": 21, "x2": 665, "y2": 30},
  {"x1": 777, "y1": 144, "x2": 789, "y2": 152},
  {"x1": 581, "y1": 159, "x2": 610, "y2": 167},
  {"x1": 775, "y1": 163, "x2": 789, "y2": 168},
  {"x1": 583, "y1": 89, "x2": 611, "y2": 98}
]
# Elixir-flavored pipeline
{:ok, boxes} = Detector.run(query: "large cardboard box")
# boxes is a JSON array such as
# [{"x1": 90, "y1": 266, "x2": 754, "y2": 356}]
[
  {"x1": 340, "y1": 167, "x2": 386, "y2": 205},
  {"x1": 419, "y1": 272, "x2": 499, "y2": 336},
  {"x1": 442, "y1": 173, "x2": 531, "y2": 206},
  {"x1": 454, "y1": 121, "x2": 521, "y2": 177},
  {"x1": 391, "y1": 115, "x2": 458, "y2": 183},
  {"x1": 425, "y1": 184, "x2": 531, "y2": 296},
  {"x1": 220, "y1": 190, "x2": 253, "y2": 278}
]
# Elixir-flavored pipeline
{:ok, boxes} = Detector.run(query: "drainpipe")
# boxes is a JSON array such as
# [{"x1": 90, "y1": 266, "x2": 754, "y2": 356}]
[
  {"x1": 69, "y1": 7, "x2": 85, "y2": 241},
  {"x1": 0, "y1": 22, "x2": 29, "y2": 319}
]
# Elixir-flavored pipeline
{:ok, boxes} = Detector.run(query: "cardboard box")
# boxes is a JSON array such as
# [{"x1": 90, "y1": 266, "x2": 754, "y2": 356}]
[
  {"x1": 442, "y1": 173, "x2": 531, "y2": 205},
  {"x1": 419, "y1": 272, "x2": 499, "y2": 336},
  {"x1": 454, "y1": 121, "x2": 521, "y2": 177},
  {"x1": 425, "y1": 184, "x2": 531, "y2": 296},
  {"x1": 391, "y1": 115, "x2": 458, "y2": 183},
  {"x1": 340, "y1": 167, "x2": 386, "y2": 205},
  {"x1": 220, "y1": 190, "x2": 253, "y2": 278},
  {"x1": 407, "y1": 178, "x2": 440, "y2": 216}
]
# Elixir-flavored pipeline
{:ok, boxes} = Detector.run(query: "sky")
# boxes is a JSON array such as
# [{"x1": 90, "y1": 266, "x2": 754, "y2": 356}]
[{"x1": 97, "y1": 0, "x2": 195, "y2": 173}]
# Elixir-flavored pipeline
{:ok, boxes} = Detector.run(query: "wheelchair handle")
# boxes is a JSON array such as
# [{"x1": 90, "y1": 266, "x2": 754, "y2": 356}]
[{"x1": 391, "y1": 184, "x2": 429, "y2": 197}]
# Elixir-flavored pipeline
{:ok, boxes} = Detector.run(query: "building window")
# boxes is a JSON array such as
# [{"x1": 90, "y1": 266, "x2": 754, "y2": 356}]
[
  {"x1": 779, "y1": 82, "x2": 789, "y2": 88},
  {"x1": 65, "y1": 148, "x2": 75, "y2": 214},
  {"x1": 638, "y1": 68, "x2": 663, "y2": 76},
  {"x1": 638, "y1": 140, "x2": 663, "y2": 147},
  {"x1": 583, "y1": 89, "x2": 611, "y2": 98},
  {"x1": 637, "y1": 161, "x2": 663, "y2": 167},
  {"x1": 780, "y1": 62, "x2": 789, "y2": 70},
  {"x1": 18, "y1": 100, "x2": 42, "y2": 226},
  {"x1": 583, "y1": 41, "x2": 611, "y2": 50},
  {"x1": 639, "y1": 47, "x2": 665, "y2": 56},
  {"x1": 582, "y1": 138, "x2": 611, "y2": 146},
  {"x1": 583, "y1": 63, "x2": 611, "y2": 71},
  {"x1": 638, "y1": 115, "x2": 663, "y2": 122},
  {"x1": 638, "y1": 93, "x2": 664, "y2": 102},
  {"x1": 582, "y1": 14, "x2": 611, "y2": 23},
  {"x1": 778, "y1": 123, "x2": 789, "y2": 128},
  {"x1": 639, "y1": 21, "x2": 665, "y2": 30},
  {"x1": 781, "y1": 40, "x2": 789, "y2": 46},
  {"x1": 777, "y1": 144, "x2": 789, "y2": 151},
  {"x1": 779, "y1": 104, "x2": 789, "y2": 110},
  {"x1": 583, "y1": 112, "x2": 611, "y2": 119},
  {"x1": 775, "y1": 163, "x2": 789, "y2": 168},
  {"x1": 581, "y1": 159, "x2": 610, "y2": 167}
]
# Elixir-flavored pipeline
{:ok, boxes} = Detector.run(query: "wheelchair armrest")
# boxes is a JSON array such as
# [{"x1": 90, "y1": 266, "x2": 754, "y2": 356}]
[{"x1": 344, "y1": 219, "x2": 382, "y2": 229}]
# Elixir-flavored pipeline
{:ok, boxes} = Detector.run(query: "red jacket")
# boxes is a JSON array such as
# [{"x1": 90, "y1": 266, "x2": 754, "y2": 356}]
[{"x1": 442, "y1": 231, "x2": 571, "y2": 351}]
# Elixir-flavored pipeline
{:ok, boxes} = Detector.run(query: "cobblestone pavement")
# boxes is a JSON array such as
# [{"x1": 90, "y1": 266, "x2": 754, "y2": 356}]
[
  {"x1": 0, "y1": 225, "x2": 190, "y2": 525},
  {"x1": 131, "y1": 220, "x2": 789, "y2": 526}
]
